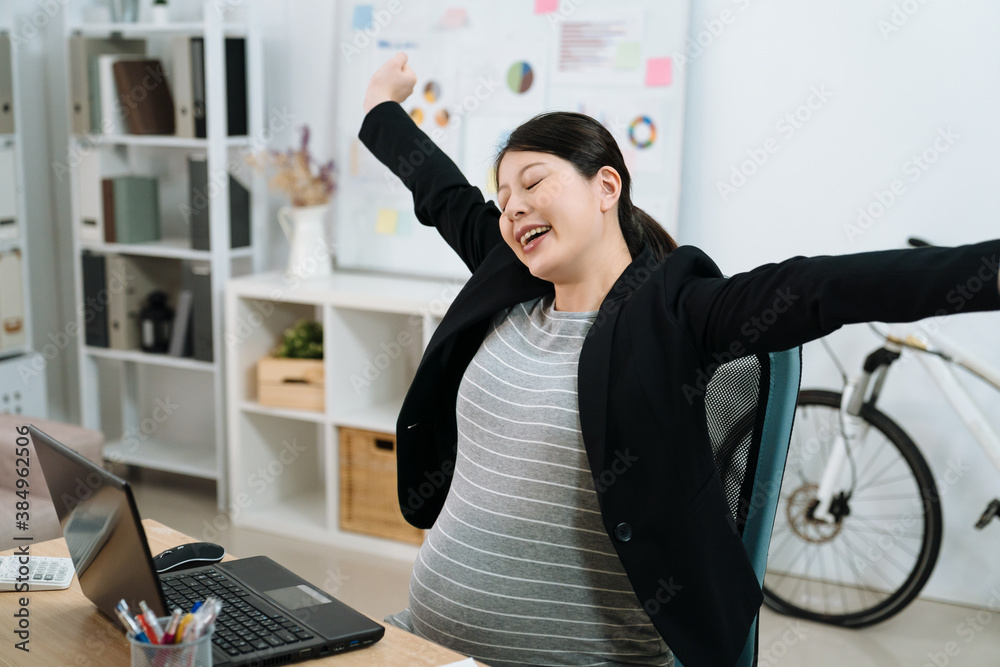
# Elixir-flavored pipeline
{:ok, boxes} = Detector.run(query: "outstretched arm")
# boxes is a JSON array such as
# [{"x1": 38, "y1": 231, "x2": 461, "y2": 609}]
[
  {"x1": 358, "y1": 53, "x2": 503, "y2": 274},
  {"x1": 675, "y1": 240, "x2": 1000, "y2": 358}
]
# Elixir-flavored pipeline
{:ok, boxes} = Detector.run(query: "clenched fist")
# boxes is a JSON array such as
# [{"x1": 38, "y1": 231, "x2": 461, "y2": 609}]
[{"x1": 363, "y1": 52, "x2": 418, "y2": 115}]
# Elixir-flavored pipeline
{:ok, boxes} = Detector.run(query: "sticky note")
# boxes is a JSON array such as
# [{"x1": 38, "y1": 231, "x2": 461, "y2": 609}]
[
  {"x1": 396, "y1": 210, "x2": 415, "y2": 236},
  {"x1": 375, "y1": 208, "x2": 399, "y2": 235},
  {"x1": 645, "y1": 57, "x2": 672, "y2": 87},
  {"x1": 535, "y1": 0, "x2": 559, "y2": 14},
  {"x1": 439, "y1": 8, "x2": 468, "y2": 28},
  {"x1": 614, "y1": 42, "x2": 641, "y2": 70},
  {"x1": 352, "y1": 5, "x2": 373, "y2": 31}
]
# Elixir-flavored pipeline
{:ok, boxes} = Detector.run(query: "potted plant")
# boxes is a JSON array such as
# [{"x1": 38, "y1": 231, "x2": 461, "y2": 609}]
[
  {"x1": 247, "y1": 125, "x2": 337, "y2": 280},
  {"x1": 257, "y1": 319, "x2": 325, "y2": 411}
]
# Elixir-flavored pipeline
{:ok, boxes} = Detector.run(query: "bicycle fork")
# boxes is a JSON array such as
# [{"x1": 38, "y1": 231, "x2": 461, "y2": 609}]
[{"x1": 812, "y1": 345, "x2": 903, "y2": 523}]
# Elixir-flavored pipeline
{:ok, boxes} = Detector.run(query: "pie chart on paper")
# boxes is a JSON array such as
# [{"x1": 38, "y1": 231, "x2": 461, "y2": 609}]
[{"x1": 506, "y1": 61, "x2": 534, "y2": 94}]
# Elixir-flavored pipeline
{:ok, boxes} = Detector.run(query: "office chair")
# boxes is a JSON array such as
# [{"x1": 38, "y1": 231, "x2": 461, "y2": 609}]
[{"x1": 676, "y1": 346, "x2": 803, "y2": 667}]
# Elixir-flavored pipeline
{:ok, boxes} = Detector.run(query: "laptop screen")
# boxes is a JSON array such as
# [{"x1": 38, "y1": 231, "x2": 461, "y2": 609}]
[{"x1": 30, "y1": 425, "x2": 168, "y2": 618}]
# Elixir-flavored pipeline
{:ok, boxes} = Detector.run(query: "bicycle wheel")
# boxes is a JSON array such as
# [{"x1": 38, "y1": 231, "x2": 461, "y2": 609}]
[{"x1": 762, "y1": 389, "x2": 943, "y2": 627}]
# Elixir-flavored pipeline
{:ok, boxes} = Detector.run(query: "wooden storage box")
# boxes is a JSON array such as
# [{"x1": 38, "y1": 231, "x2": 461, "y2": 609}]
[
  {"x1": 257, "y1": 357, "x2": 325, "y2": 411},
  {"x1": 339, "y1": 427, "x2": 425, "y2": 545}
]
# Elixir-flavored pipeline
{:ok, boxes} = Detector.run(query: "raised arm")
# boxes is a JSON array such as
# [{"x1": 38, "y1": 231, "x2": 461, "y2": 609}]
[
  {"x1": 358, "y1": 53, "x2": 503, "y2": 273},
  {"x1": 674, "y1": 239, "x2": 1000, "y2": 358}
]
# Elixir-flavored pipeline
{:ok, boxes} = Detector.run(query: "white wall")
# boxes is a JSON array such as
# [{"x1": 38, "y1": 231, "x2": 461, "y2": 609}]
[
  {"x1": 677, "y1": 0, "x2": 1000, "y2": 608},
  {"x1": 20, "y1": 0, "x2": 1000, "y2": 608}
]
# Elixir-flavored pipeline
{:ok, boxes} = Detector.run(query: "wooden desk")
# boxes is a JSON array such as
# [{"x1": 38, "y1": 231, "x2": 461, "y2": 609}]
[{"x1": 0, "y1": 519, "x2": 484, "y2": 666}]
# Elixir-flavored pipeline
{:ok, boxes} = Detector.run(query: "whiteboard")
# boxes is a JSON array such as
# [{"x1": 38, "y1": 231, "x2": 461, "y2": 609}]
[{"x1": 333, "y1": 0, "x2": 691, "y2": 280}]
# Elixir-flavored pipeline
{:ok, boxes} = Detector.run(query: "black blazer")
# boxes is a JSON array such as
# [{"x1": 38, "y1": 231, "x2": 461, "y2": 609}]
[{"x1": 359, "y1": 100, "x2": 1000, "y2": 666}]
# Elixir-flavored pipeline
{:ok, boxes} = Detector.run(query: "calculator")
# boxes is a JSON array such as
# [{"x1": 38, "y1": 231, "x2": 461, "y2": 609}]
[{"x1": 0, "y1": 556, "x2": 75, "y2": 591}]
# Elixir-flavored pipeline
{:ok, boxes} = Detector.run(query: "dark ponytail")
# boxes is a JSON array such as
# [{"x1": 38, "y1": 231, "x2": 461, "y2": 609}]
[{"x1": 491, "y1": 111, "x2": 677, "y2": 261}]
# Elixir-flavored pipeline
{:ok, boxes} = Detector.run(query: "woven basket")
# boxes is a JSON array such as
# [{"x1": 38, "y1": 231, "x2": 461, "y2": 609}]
[{"x1": 339, "y1": 427, "x2": 425, "y2": 545}]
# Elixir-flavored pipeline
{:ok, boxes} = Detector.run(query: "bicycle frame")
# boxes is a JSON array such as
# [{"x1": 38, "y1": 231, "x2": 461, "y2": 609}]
[{"x1": 811, "y1": 324, "x2": 1000, "y2": 523}]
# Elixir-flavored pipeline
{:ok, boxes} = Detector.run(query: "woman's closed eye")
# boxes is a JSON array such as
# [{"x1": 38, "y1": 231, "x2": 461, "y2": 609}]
[{"x1": 499, "y1": 179, "x2": 542, "y2": 212}]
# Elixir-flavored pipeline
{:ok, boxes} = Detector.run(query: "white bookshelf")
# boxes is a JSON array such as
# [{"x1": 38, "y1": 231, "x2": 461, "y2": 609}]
[
  {"x1": 225, "y1": 271, "x2": 463, "y2": 561},
  {"x1": 65, "y1": 1, "x2": 268, "y2": 507},
  {"x1": 0, "y1": 25, "x2": 34, "y2": 366}
]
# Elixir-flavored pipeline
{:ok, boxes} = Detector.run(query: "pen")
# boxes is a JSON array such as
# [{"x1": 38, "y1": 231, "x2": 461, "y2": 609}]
[
  {"x1": 194, "y1": 596, "x2": 221, "y2": 626},
  {"x1": 139, "y1": 601, "x2": 165, "y2": 644},
  {"x1": 189, "y1": 600, "x2": 203, "y2": 614},
  {"x1": 114, "y1": 604, "x2": 148, "y2": 643},
  {"x1": 135, "y1": 613, "x2": 161, "y2": 644},
  {"x1": 160, "y1": 608, "x2": 183, "y2": 644},
  {"x1": 175, "y1": 613, "x2": 195, "y2": 644}
]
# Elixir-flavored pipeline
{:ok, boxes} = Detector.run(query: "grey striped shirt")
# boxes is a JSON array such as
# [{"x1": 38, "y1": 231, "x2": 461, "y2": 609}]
[{"x1": 386, "y1": 293, "x2": 672, "y2": 667}]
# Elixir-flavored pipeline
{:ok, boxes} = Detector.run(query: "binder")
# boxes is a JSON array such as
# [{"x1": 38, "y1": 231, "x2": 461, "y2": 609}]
[
  {"x1": 105, "y1": 254, "x2": 132, "y2": 349},
  {"x1": 78, "y1": 148, "x2": 130, "y2": 243},
  {"x1": 167, "y1": 289, "x2": 193, "y2": 357},
  {"x1": 189, "y1": 37, "x2": 247, "y2": 139},
  {"x1": 171, "y1": 37, "x2": 194, "y2": 138},
  {"x1": 0, "y1": 250, "x2": 25, "y2": 351},
  {"x1": 95, "y1": 53, "x2": 147, "y2": 136},
  {"x1": 101, "y1": 177, "x2": 116, "y2": 243},
  {"x1": 81, "y1": 252, "x2": 109, "y2": 348},
  {"x1": 112, "y1": 59, "x2": 175, "y2": 135},
  {"x1": 183, "y1": 261, "x2": 213, "y2": 362},
  {"x1": 190, "y1": 37, "x2": 205, "y2": 139},
  {"x1": 187, "y1": 154, "x2": 251, "y2": 250},
  {"x1": 104, "y1": 176, "x2": 160, "y2": 244},
  {"x1": 69, "y1": 36, "x2": 145, "y2": 135},
  {"x1": 0, "y1": 144, "x2": 17, "y2": 241},
  {"x1": 225, "y1": 38, "x2": 248, "y2": 137},
  {"x1": 0, "y1": 33, "x2": 14, "y2": 134}
]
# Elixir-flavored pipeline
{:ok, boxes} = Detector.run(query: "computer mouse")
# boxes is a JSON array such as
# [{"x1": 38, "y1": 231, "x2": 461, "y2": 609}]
[{"x1": 152, "y1": 542, "x2": 226, "y2": 573}]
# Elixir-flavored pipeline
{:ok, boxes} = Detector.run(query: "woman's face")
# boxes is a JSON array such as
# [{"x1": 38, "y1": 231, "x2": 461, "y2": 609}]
[{"x1": 496, "y1": 150, "x2": 622, "y2": 283}]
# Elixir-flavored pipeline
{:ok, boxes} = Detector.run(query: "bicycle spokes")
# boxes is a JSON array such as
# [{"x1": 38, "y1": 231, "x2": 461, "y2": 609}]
[{"x1": 764, "y1": 391, "x2": 942, "y2": 627}]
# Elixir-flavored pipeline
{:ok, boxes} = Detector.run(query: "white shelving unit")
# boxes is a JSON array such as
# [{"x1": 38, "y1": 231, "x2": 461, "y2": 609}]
[
  {"x1": 64, "y1": 1, "x2": 268, "y2": 506},
  {"x1": 225, "y1": 271, "x2": 461, "y2": 561},
  {"x1": 0, "y1": 24, "x2": 33, "y2": 363}
]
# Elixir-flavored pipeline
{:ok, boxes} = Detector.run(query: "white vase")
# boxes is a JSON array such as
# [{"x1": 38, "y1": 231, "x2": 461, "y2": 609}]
[
  {"x1": 151, "y1": 4, "x2": 170, "y2": 24},
  {"x1": 278, "y1": 204, "x2": 334, "y2": 281}
]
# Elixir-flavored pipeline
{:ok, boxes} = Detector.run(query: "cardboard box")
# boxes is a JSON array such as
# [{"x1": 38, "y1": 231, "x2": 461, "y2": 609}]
[{"x1": 257, "y1": 357, "x2": 324, "y2": 411}]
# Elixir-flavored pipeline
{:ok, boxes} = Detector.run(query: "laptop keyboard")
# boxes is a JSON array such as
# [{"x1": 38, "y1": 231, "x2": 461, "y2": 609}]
[{"x1": 161, "y1": 568, "x2": 315, "y2": 658}]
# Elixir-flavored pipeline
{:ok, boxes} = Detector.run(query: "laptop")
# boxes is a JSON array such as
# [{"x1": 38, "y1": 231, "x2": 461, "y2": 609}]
[{"x1": 30, "y1": 425, "x2": 385, "y2": 665}]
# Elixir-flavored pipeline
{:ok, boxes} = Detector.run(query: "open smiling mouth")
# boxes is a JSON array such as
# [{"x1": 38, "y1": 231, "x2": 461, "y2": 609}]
[{"x1": 520, "y1": 225, "x2": 551, "y2": 252}]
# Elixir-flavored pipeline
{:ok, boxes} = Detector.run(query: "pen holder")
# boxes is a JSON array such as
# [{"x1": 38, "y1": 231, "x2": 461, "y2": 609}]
[{"x1": 128, "y1": 617, "x2": 214, "y2": 667}]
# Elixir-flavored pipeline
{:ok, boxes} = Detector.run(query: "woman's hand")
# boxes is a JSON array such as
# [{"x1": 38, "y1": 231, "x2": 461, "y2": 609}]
[{"x1": 363, "y1": 52, "x2": 417, "y2": 115}]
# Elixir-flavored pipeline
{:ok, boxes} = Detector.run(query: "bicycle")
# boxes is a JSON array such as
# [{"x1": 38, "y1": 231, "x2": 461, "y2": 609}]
[{"x1": 762, "y1": 238, "x2": 1000, "y2": 627}]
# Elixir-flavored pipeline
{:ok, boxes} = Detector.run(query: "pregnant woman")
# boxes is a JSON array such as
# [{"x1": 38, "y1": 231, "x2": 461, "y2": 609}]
[{"x1": 358, "y1": 52, "x2": 1000, "y2": 667}]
